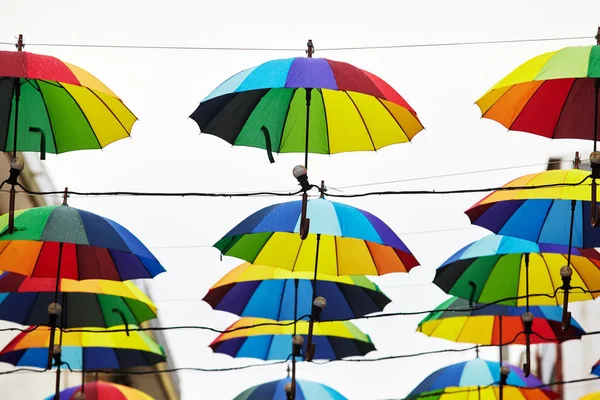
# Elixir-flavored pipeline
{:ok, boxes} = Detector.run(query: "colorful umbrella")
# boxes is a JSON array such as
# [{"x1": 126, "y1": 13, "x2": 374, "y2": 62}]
[
  {"x1": 0, "y1": 204, "x2": 165, "y2": 280},
  {"x1": 0, "y1": 271, "x2": 157, "y2": 328},
  {"x1": 215, "y1": 197, "x2": 419, "y2": 276},
  {"x1": 433, "y1": 234, "x2": 600, "y2": 306},
  {"x1": 407, "y1": 386, "x2": 556, "y2": 400},
  {"x1": 465, "y1": 169, "x2": 600, "y2": 247},
  {"x1": 204, "y1": 262, "x2": 390, "y2": 321},
  {"x1": 46, "y1": 381, "x2": 154, "y2": 400},
  {"x1": 233, "y1": 377, "x2": 347, "y2": 400},
  {"x1": 0, "y1": 325, "x2": 166, "y2": 370},
  {"x1": 190, "y1": 53, "x2": 423, "y2": 166},
  {"x1": 476, "y1": 42, "x2": 600, "y2": 143},
  {"x1": 210, "y1": 317, "x2": 375, "y2": 360},
  {"x1": 0, "y1": 48, "x2": 136, "y2": 157},
  {"x1": 417, "y1": 296, "x2": 585, "y2": 345},
  {"x1": 408, "y1": 358, "x2": 557, "y2": 399}
]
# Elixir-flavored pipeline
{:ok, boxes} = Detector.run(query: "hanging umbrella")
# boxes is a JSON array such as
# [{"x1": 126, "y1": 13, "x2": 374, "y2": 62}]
[
  {"x1": 210, "y1": 317, "x2": 375, "y2": 360},
  {"x1": 417, "y1": 296, "x2": 585, "y2": 345},
  {"x1": 407, "y1": 358, "x2": 557, "y2": 399},
  {"x1": 433, "y1": 234, "x2": 600, "y2": 307},
  {"x1": 0, "y1": 271, "x2": 157, "y2": 328},
  {"x1": 406, "y1": 386, "x2": 556, "y2": 400},
  {"x1": 46, "y1": 381, "x2": 154, "y2": 400},
  {"x1": 190, "y1": 49, "x2": 423, "y2": 167},
  {"x1": 0, "y1": 47, "x2": 136, "y2": 158},
  {"x1": 233, "y1": 377, "x2": 347, "y2": 400},
  {"x1": 0, "y1": 325, "x2": 166, "y2": 370},
  {"x1": 0, "y1": 204, "x2": 165, "y2": 280},
  {"x1": 433, "y1": 234, "x2": 600, "y2": 306},
  {"x1": 465, "y1": 169, "x2": 599, "y2": 247},
  {"x1": 215, "y1": 197, "x2": 419, "y2": 276},
  {"x1": 204, "y1": 262, "x2": 390, "y2": 321},
  {"x1": 476, "y1": 39, "x2": 600, "y2": 144}
]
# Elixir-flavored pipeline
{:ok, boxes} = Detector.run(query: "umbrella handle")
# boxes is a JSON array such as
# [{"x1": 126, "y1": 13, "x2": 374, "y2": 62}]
[
  {"x1": 591, "y1": 177, "x2": 600, "y2": 228},
  {"x1": 299, "y1": 192, "x2": 310, "y2": 240}
]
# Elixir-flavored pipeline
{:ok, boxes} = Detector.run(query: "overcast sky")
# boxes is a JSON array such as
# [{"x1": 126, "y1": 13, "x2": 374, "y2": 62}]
[{"x1": 2, "y1": 1, "x2": 600, "y2": 399}]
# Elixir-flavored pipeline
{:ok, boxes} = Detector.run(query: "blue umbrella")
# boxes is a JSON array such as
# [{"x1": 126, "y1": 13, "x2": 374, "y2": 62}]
[
  {"x1": 233, "y1": 377, "x2": 348, "y2": 400},
  {"x1": 204, "y1": 263, "x2": 390, "y2": 321}
]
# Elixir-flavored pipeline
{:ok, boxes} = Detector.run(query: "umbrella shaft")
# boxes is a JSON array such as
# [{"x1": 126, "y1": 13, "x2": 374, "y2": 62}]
[
  {"x1": 12, "y1": 78, "x2": 20, "y2": 158},
  {"x1": 304, "y1": 89, "x2": 312, "y2": 169}
]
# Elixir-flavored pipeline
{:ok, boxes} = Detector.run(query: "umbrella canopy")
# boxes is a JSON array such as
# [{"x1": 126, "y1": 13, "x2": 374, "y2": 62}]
[
  {"x1": 204, "y1": 262, "x2": 390, "y2": 321},
  {"x1": 417, "y1": 296, "x2": 585, "y2": 345},
  {"x1": 46, "y1": 381, "x2": 154, "y2": 400},
  {"x1": 210, "y1": 317, "x2": 375, "y2": 360},
  {"x1": 190, "y1": 56, "x2": 423, "y2": 161},
  {"x1": 407, "y1": 386, "x2": 556, "y2": 400},
  {"x1": 233, "y1": 377, "x2": 347, "y2": 400},
  {"x1": 0, "y1": 325, "x2": 165, "y2": 370},
  {"x1": 215, "y1": 198, "x2": 419, "y2": 275},
  {"x1": 408, "y1": 358, "x2": 557, "y2": 399},
  {"x1": 0, "y1": 50, "x2": 136, "y2": 155},
  {"x1": 476, "y1": 45, "x2": 600, "y2": 141},
  {"x1": 433, "y1": 234, "x2": 600, "y2": 305},
  {"x1": 581, "y1": 393, "x2": 600, "y2": 400},
  {"x1": 0, "y1": 205, "x2": 165, "y2": 280},
  {"x1": 0, "y1": 271, "x2": 157, "y2": 328},
  {"x1": 591, "y1": 359, "x2": 600, "y2": 376},
  {"x1": 465, "y1": 169, "x2": 600, "y2": 247}
]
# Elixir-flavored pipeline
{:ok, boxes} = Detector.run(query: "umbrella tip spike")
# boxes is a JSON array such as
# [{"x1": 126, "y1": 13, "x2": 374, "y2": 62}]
[
  {"x1": 596, "y1": 27, "x2": 600, "y2": 45},
  {"x1": 62, "y1": 187, "x2": 69, "y2": 205},
  {"x1": 574, "y1": 151, "x2": 581, "y2": 169},
  {"x1": 15, "y1": 34, "x2": 24, "y2": 51},
  {"x1": 306, "y1": 39, "x2": 314, "y2": 58}
]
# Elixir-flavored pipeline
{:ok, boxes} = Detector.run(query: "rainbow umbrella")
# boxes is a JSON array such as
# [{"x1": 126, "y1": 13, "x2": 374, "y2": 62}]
[
  {"x1": 0, "y1": 47, "x2": 136, "y2": 157},
  {"x1": 417, "y1": 296, "x2": 585, "y2": 345},
  {"x1": 0, "y1": 325, "x2": 166, "y2": 370},
  {"x1": 408, "y1": 358, "x2": 557, "y2": 399},
  {"x1": 233, "y1": 377, "x2": 347, "y2": 400},
  {"x1": 204, "y1": 262, "x2": 390, "y2": 321},
  {"x1": 0, "y1": 204, "x2": 165, "y2": 280},
  {"x1": 476, "y1": 40, "x2": 600, "y2": 144},
  {"x1": 0, "y1": 271, "x2": 157, "y2": 328},
  {"x1": 466, "y1": 169, "x2": 600, "y2": 247},
  {"x1": 190, "y1": 52, "x2": 423, "y2": 166},
  {"x1": 46, "y1": 381, "x2": 154, "y2": 400},
  {"x1": 433, "y1": 234, "x2": 600, "y2": 306},
  {"x1": 215, "y1": 197, "x2": 419, "y2": 276},
  {"x1": 210, "y1": 317, "x2": 375, "y2": 360},
  {"x1": 407, "y1": 386, "x2": 556, "y2": 400}
]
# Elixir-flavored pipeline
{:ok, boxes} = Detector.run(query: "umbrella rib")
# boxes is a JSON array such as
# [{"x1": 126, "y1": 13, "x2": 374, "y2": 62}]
[
  {"x1": 363, "y1": 240, "x2": 379, "y2": 276},
  {"x1": 35, "y1": 81, "x2": 60, "y2": 153},
  {"x1": 54, "y1": 81, "x2": 102, "y2": 150},
  {"x1": 319, "y1": 88, "x2": 331, "y2": 155},
  {"x1": 375, "y1": 96, "x2": 414, "y2": 144},
  {"x1": 28, "y1": 242, "x2": 45, "y2": 279},
  {"x1": 86, "y1": 87, "x2": 132, "y2": 140},
  {"x1": 343, "y1": 92, "x2": 376, "y2": 152},
  {"x1": 277, "y1": 88, "x2": 297, "y2": 154},
  {"x1": 533, "y1": 200, "x2": 556, "y2": 245},
  {"x1": 290, "y1": 234, "x2": 303, "y2": 273},
  {"x1": 549, "y1": 79, "x2": 578, "y2": 140}
]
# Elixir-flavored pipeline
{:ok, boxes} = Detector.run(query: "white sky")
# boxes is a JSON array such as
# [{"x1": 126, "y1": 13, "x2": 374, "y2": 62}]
[{"x1": 2, "y1": 1, "x2": 600, "y2": 399}]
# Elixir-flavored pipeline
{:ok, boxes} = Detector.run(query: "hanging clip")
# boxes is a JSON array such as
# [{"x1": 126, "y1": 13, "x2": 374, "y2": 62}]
[
  {"x1": 293, "y1": 165, "x2": 311, "y2": 240},
  {"x1": 306, "y1": 39, "x2": 314, "y2": 58}
]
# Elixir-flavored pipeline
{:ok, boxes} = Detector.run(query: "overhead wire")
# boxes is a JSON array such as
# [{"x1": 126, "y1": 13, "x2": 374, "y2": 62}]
[{"x1": 0, "y1": 35, "x2": 592, "y2": 52}]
